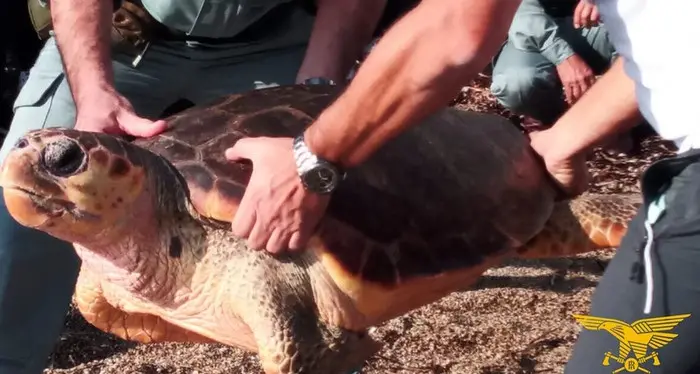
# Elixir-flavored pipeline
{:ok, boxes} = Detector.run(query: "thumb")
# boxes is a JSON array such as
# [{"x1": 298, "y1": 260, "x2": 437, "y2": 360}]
[
  {"x1": 225, "y1": 138, "x2": 258, "y2": 162},
  {"x1": 120, "y1": 113, "x2": 168, "y2": 138}
]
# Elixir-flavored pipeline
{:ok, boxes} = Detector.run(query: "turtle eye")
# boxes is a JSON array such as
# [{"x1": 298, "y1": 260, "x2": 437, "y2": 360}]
[
  {"x1": 14, "y1": 137, "x2": 29, "y2": 149},
  {"x1": 41, "y1": 138, "x2": 86, "y2": 177}
]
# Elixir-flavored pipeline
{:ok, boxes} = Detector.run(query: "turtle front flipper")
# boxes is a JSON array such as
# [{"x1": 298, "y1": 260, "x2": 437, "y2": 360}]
[
  {"x1": 74, "y1": 266, "x2": 213, "y2": 344},
  {"x1": 245, "y1": 308, "x2": 380, "y2": 374},
  {"x1": 230, "y1": 253, "x2": 381, "y2": 374}
]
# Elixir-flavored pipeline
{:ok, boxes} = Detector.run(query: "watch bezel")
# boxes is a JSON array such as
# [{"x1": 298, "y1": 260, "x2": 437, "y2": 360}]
[
  {"x1": 299, "y1": 162, "x2": 342, "y2": 195},
  {"x1": 302, "y1": 77, "x2": 337, "y2": 86},
  {"x1": 293, "y1": 134, "x2": 344, "y2": 195}
]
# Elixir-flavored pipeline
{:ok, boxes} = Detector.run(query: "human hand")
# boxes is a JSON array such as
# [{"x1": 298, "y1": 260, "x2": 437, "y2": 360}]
[
  {"x1": 556, "y1": 54, "x2": 597, "y2": 105},
  {"x1": 573, "y1": 0, "x2": 601, "y2": 29},
  {"x1": 528, "y1": 130, "x2": 590, "y2": 198},
  {"x1": 74, "y1": 87, "x2": 167, "y2": 137},
  {"x1": 224, "y1": 137, "x2": 331, "y2": 254}
]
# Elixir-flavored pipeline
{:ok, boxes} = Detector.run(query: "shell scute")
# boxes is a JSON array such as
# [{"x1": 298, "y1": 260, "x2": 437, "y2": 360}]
[
  {"x1": 177, "y1": 163, "x2": 216, "y2": 193},
  {"x1": 166, "y1": 109, "x2": 236, "y2": 147},
  {"x1": 214, "y1": 179, "x2": 246, "y2": 203},
  {"x1": 236, "y1": 108, "x2": 311, "y2": 137},
  {"x1": 150, "y1": 138, "x2": 197, "y2": 162}
]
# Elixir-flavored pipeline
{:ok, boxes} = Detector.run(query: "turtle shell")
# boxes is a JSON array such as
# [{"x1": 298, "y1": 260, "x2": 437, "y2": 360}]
[{"x1": 133, "y1": 85, "x2": 557, "y2": 286}]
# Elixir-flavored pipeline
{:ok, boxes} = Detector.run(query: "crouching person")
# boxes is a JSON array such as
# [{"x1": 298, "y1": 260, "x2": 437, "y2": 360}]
[{"x1": 490, "y1": 0, "x2": 615, "y2": 126}]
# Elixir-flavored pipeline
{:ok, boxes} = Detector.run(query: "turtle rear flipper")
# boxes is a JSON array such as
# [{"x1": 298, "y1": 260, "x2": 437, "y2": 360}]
[{"x1": 516, "y1": 193, "x2": 642, "y2": 259}]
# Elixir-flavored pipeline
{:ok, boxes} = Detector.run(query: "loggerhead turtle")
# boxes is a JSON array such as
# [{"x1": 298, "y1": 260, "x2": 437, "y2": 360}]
[{"x1": 0, "y1": 85, "x2": 640, "y2": 374}]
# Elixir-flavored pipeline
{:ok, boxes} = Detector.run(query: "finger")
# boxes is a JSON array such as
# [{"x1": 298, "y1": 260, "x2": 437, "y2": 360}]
[
  {"x1": 247, "y1": 220, "x2": 267, "y2": 251},
  {"x1": 288, "y1": 231, "x2": 307, "y2": 251},
  {"x1": 549, "y1": 171, "x2": 582, "y2": 201},
  {"x1": 121, "y1": 115, "x2": 168, "y2": 138},
  {"x1": 573, "y1": 2, "x2": 583, "y2": 28},
  {"x1": 231, "y1": 201, "x2": 256, "y2": 239},
  {"x1": 590, "y1": 6, "x2": 600, "y2": 25},
  {"x1": 224, "y1": 138, "x2": 259, "y2": 162},
  {"x1": 563, "y1": 84, "x2": 574, "y2": 105},
  {"x1": 578, "y1": 79, "x2": 592, "y2": 98},
  {"x1": 289, "y1": 225, "x2": 316, "y2": 251},
  {"x1": 265, "y1": 228, "x2": 288, "y2": 254},
  {"x1": 579, "y1": 4, "x2": 593, "y2": 28},
  {"x1": 570, "y1": 83, "x2": 583, "y2": 104}
]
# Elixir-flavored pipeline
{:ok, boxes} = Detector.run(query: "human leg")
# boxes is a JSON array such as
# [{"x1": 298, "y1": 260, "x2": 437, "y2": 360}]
[
  {"x1": 565, "y1": 151, "x2": 700, "y2": 373},
  {"x1": 0, "y1": 202, "x2": 79, "y2": 374},
  {"x1": 189, "y1": 43, "x2": 309, "y2": 104},
  {"x1": 490, "y1": 42, "x2": 567, "y2": 125},
  {"x1": 0, "y1": 36, "x2": 192, "y2": 373},
  {"x1": 0, "y1": 36, "x2": 82, "y2": 374}
]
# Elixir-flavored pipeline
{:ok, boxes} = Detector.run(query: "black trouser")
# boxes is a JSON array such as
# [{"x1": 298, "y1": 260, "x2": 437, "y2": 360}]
[{"x1": 566, "y1": 148, "x2": 700, "y2": 374}]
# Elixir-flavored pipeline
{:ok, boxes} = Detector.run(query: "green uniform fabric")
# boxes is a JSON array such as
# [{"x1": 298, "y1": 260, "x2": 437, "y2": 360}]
[{"x1": 143, "y1": 0, "x2": 294, "y2": 38}]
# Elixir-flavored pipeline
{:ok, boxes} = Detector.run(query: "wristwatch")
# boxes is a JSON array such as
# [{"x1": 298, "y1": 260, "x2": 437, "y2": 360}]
[
  {"x1": 302, "y1": 77, "x2": 336, "y2": 86},
  {"x1": 292, "y1": 133, "x2": 345, "y2": 195}
]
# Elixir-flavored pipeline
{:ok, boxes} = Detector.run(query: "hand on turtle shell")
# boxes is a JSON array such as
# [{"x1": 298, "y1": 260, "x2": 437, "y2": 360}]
[
  {"x1": 224, "y1": 137, "x2": 331, "y2": 253},
  {"x1": 528, "y1": 130, "x2": 591, "y2": 199},
  {"x1": 74, "y1": 90, "x2": 167, "y2": 138}
]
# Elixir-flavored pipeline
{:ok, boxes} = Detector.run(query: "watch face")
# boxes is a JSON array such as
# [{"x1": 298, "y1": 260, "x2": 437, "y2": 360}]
[{"x1": 303, "y1": 166, "x2": 338, "y2": 194}]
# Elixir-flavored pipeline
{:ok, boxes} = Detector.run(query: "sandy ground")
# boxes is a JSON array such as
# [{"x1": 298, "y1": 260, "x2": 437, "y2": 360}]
[{"x1": 10, "y1": 76, "x2": 675, "y2": 374}]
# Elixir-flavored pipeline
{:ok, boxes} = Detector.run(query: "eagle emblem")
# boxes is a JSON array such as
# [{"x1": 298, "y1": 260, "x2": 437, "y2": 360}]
[{"x1": 572, "y1": 313, "x2": 691, "y2": 373}]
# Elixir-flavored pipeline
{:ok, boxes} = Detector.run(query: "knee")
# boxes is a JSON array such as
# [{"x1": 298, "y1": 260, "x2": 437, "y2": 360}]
[
  {"x1": 0, "y1": 74, "x2": 74, "y2": 163},
  {"x1": 489, "y1": 67, "x2": 548, "y2": 112}
]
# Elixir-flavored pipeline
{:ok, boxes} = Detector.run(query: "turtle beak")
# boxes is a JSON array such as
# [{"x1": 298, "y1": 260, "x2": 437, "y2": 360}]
[
  {"x1": 1, "y1": 135, "x2": 75, "y2": 228},
  {"x1": 0, "y1": 137, "x2": 30, "y2": 188}
]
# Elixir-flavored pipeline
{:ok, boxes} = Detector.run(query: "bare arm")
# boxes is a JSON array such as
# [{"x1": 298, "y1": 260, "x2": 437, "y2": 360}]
[
  {"x1": 50, "y1": 0, "x2": 166, "y2": 137},
  {"x1": 303, "y1": 0, "x2": 522, "y2": 167},
  {"x1": 295, "y1": 0, "x2": 387, "y2": 83},
  {"x1": 50, "y1": 0, "x2": 115, "y2": 110},
  {"x1": 539, "y1": 57, "x2": 642, "y2": 160}
]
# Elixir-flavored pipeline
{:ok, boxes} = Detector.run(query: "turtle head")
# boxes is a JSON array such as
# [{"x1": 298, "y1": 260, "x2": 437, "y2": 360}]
[{"x1": 0, "y1": 128, "x2": 151, "y2": 243}]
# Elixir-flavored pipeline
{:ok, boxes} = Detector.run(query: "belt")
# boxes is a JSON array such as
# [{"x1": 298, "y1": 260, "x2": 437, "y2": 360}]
[{"x1": 144, "y1": 1, "x2": 303, "y2": 45}]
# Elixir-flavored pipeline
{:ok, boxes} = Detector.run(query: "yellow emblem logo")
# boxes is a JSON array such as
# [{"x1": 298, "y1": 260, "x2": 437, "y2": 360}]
[{"x1": 572, "y1": 313, "x2": 691, "y2": 373}]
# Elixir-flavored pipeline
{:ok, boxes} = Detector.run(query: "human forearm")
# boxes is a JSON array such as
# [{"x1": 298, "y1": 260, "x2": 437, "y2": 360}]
[
  {"x1": 304, "y1": 0, "x2": 521, "y2": 167},
  {"x1": 544, "y1": 57, "x2": 642, "y2": 159},
  {"x1": 50, "y1": 0, "x2": 115, "y2": 108},
  {"x1": 296, "y1": 0, "x2": 386, "y2": 83}
]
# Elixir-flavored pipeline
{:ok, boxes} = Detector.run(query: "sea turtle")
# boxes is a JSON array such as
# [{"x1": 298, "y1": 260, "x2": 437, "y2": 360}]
[{"x1": 0, "y1": 84, "x2": 640, "y2": 374}]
